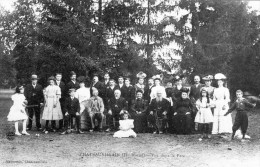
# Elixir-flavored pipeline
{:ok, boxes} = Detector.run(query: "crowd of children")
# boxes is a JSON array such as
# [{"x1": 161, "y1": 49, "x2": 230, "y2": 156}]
[{"x1": 7, "y1": 72, "x2": 256, "y2": 141}]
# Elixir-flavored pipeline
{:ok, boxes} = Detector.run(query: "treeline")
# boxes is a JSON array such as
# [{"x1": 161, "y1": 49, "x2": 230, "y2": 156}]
[{"x1": 0, "y1": 0, "x2": 260, "y2": 96}]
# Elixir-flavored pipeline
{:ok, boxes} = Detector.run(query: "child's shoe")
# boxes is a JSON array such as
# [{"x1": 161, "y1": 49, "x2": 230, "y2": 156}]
[
  {"x1": 15, "y1": 132, "x2": 22, "y2": 136},
  {"x1": 21, "y1": 131, "x2": 30, "y2": 135}
]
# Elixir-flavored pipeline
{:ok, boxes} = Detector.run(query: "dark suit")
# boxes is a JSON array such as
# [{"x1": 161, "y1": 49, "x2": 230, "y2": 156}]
[
  {"x1": 104, "y1": 86, "x2": 120, "y2": 108},
  {"x1": 147, "y1": 98, "x2": 170, "y2": 133},
  {"x1": 24, "y1": 83, "x2": 44, "y2": 129},
  {"x1": 131, "y1": 98, "x2": 148, "y2": 133},
  {"x1": 66, "y1": 81, "x2": 80, "y2": 96},
  {"x1": 55, "y1": 80, "x2": 66, "y2": 129},
  {"x1": 144, "y1": 85, "x2": 154, "y2": 102},
  {"x1": 90, "y1": 81, "x2": 105, "y2": 98},
  {"x1": 64, "y1": 97, "x2": 81, "y2": 131},
  {"x1": 121, "y1": 85, "x2": 136, "y2": 110},
  {"x1": 107, "y1": 97, "x2": 127, "y2": 130},
  {"x1": 189, "y1": 83, "x2": 204, "y2": 102}
]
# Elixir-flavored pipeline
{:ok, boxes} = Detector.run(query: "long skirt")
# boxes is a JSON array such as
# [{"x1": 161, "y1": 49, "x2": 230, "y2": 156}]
[
  {"x1": 212, "y1": 100, "x2": 232, "y2": 134},
  {"x1": 42, "y1": 97, "x2": 63, "y2": 120}
]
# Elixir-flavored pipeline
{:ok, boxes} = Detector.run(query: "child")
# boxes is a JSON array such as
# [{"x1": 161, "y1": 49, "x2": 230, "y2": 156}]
[
  {"x1": 195, "y1": 88, "x2": 214, "y2": 139},
  {"x1": 42, "y1": 76, "x2": 63, "y2": 133},
  {"x1": 7, "y1": 85, "x2": 30, "y2": 136},
  {"x1": 61, "y1": 88, "x2": 84, "y2": 134},
  {"x1": 224, "y1": 90, "x2": 256, "y2": 141},
  {"x1": 113, "y1": 112, "x2": 137, "y2": 138}
]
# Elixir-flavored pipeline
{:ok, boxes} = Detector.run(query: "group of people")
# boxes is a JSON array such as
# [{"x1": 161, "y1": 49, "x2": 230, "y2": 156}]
[{"x1": 7, "y1": 71, "x2": 256, "y2": 140}]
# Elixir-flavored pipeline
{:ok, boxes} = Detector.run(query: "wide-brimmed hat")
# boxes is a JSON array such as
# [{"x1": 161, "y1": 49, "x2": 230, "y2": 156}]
[
  {"x1": 202, "y1": 75, "x2": 213, "y2": 81},
  {"x1": 214, "y1": 73, "x2": 226, "y2": 80},
  {"x1": 31, "y1": 74, "x2": 39, "y2": 80},
  {"x1": 136, "y1": 71, "x2": 147, "y2": 79}
]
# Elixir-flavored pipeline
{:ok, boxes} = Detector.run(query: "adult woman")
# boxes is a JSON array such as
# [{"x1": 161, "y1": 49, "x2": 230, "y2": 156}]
[
  {"x1": 135, "y1": 71, "x2": 147, "y2": 94},
  {"x1": 42, "y1": 76, "x2": 63, "y2": 132},
  {"x1": 172, "y1": 88, "x2": 195, "y2": 134},
  {"x1": 212, "y1": 73, "x2": 232, "y2": 134}
]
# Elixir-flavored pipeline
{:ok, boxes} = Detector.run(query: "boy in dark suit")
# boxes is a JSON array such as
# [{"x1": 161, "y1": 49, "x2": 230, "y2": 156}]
[
  {"x1": 61, "y1": 89, "x2": 84, "y2": 134},
  {"x1": 24, "y1": 74, "x2": 44, "y2": 131},
  {"x1": 121, "y1": 77, "x2": 136, "y2": 111},
  {"x1": 224, "y1": 90, "x2": 256, "y2": 141}
]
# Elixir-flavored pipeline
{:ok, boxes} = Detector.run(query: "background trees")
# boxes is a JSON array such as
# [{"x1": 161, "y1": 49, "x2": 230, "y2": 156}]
[{"x1": 0, "y1": 0, "x2": 260, "y2": 95}]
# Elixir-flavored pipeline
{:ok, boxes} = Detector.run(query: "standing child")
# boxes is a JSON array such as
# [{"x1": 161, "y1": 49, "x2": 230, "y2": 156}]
[
  {"x1": 113, "y1": 112, "x2": 137, "y2": 138},
  {"x1": 7, "y1": 85, "x2": 30, "y2": 135},
  {"x1": 42, "y1": 76, "x2": 63, "y2": 133},
  {"x1": 195, "y1": 88, "x2": 214, "y2": 139},
  {"x1": 224, "y1": 90, "x2": 256, "y2": 141}
]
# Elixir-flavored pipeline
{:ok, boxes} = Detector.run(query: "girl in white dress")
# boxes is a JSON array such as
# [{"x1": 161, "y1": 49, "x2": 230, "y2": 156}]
[
  {"x1": 212, "y1": 73, "x2": 232, "y2": 134},
  {"x1": 113, "y1": 112, "x2": 137, "y2": 138},
  {"x1": 195, "y1": 88, "x2": 214, "y2": 139},
  {"x1": 42, "y1": 76, "x2": 63, "y2": 132},
  {"x1": 7, "y1": 85, "x2": 30, "y2": 136}
]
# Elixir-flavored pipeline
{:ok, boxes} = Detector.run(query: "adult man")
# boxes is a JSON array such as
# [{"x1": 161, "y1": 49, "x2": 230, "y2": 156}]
[
  {"x1": 24, "y1": 74, "x2": 44, "y2": 131},
  {"x1": 144, "y1": 78, "x2": 154, "y2": 102},
  {"x1": 103, "y1": 73, "x2": 110, "y2": 88},
  {"x1": 130, "y1": 90, "x2": 148, "y2": 133},
  {"x1": 87, "y1": 88, "x2": 105, "y2": 132},
  {"x1": 90, "y1": 74, "x2": 104, "y2": 98},
  {"x1": 117, "y1": 76, "x2": 124, "y2": 91},
  {"x1": 66, "y1": 71, "x2": 80, "y2": 96},
  {"x1": 189, "y1": 75, "x2": 204, "y2": 102},
  {"x1": 104, "y1": 79, "x2": 119, "y2": 108},
  {"x1": 189, "y1": 75, "x2": 204, "y2": 131},
  {"x1": 106, "y1": 89, "x2": 127, "y2": 132},
  {"x1": 121, "y1": 77, "x2": 136, "y2": 111},
  {"x1": 147, "y1": 89, "x2": 170, "y2": 134},
  {"x1": 55, "y1": 73, "x2": 66, "y2": 130}
]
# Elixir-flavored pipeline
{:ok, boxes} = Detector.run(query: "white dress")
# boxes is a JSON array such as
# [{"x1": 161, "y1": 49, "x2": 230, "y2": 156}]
[
  {"x1": 42, "y1": 85, "x2": 63, "y2": 120},
  {"x1": 7, "y1": 94, "x2": 28, "y2": 121},
  {"x1": 113, "y1": 119, "x2": 137, "y2": 138},
  {"x1": 195, "y1": 98, "x2": 213, "y2": 124},
  {"x1": 212, "y1": 87, "x2": 233, "y2": 134}
]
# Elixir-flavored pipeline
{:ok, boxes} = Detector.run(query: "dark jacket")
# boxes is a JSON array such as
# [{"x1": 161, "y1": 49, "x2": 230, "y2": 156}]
[
  {"x1": 189, "y1": 83, "x2": 204, "y2": 102},
  {"x1": 105, "y1": 86, "x2": 120, "y2": 106},
  {"x1": 144, "y1": 85, "x2": 154, "y2": 102},
  {"x1": 55, "y1": 80, "x2": 66, "y2": 100},
  {"x1": 131, "y1": 98, "x2": 148, "y2": 115},
  {"x1": 66, "y1": 81, "x2": 80, "y2": 96},
  {"x1": 64, "y1": 97, "x2": 80, "y2": 115},
  {"x1": 108, "y1": 97, "x2": 127, "y2": 114},
  {"x1": 24, "y1": 83, "x2": 44, "y2": 105},
  {"x1": 175, "y1": 98, "x2": 195, "y2": 115},
  {"x1": 227, "y1": 98, "x2": 255, "y2": 114},
  {"x1": 90, "y1": 81, "x2": 105, "y2": 98},
  {"x1": 121, "y1": 85, "x2": 136, "y2": 106},
  {"x1": 148, "y1": 98, "x2": 170, "y2": 117}
]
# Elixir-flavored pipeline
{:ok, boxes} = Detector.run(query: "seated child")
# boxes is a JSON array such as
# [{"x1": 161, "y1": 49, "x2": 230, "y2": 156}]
[
  {"x1": 113, "y1": 112, "x2": 137, "y2": 138},
  {"x1": 224, "y1": 90, "x2": 256, "y2": 141},
  {"x1": 61, "y1": 88, "x2": 84, "y2": 134}
]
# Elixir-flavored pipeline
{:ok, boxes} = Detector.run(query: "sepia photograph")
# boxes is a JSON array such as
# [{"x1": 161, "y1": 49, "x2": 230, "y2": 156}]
[{"x1": 0, "y1": 0, "x2": 260, "y2": 166}]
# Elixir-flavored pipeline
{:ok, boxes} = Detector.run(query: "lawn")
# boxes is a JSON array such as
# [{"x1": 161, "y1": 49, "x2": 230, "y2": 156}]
[{"x1": 0, "y1": 96, "x2": 260, "y2": 167}]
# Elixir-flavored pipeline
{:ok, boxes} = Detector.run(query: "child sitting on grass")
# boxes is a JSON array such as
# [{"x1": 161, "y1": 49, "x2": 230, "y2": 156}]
[
  {"x1": 224, "y1": 90, "x2": 256, "y2": 142},
  {"x1": 113, "y1": 111, "x2": 137, "y2": 138}
]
